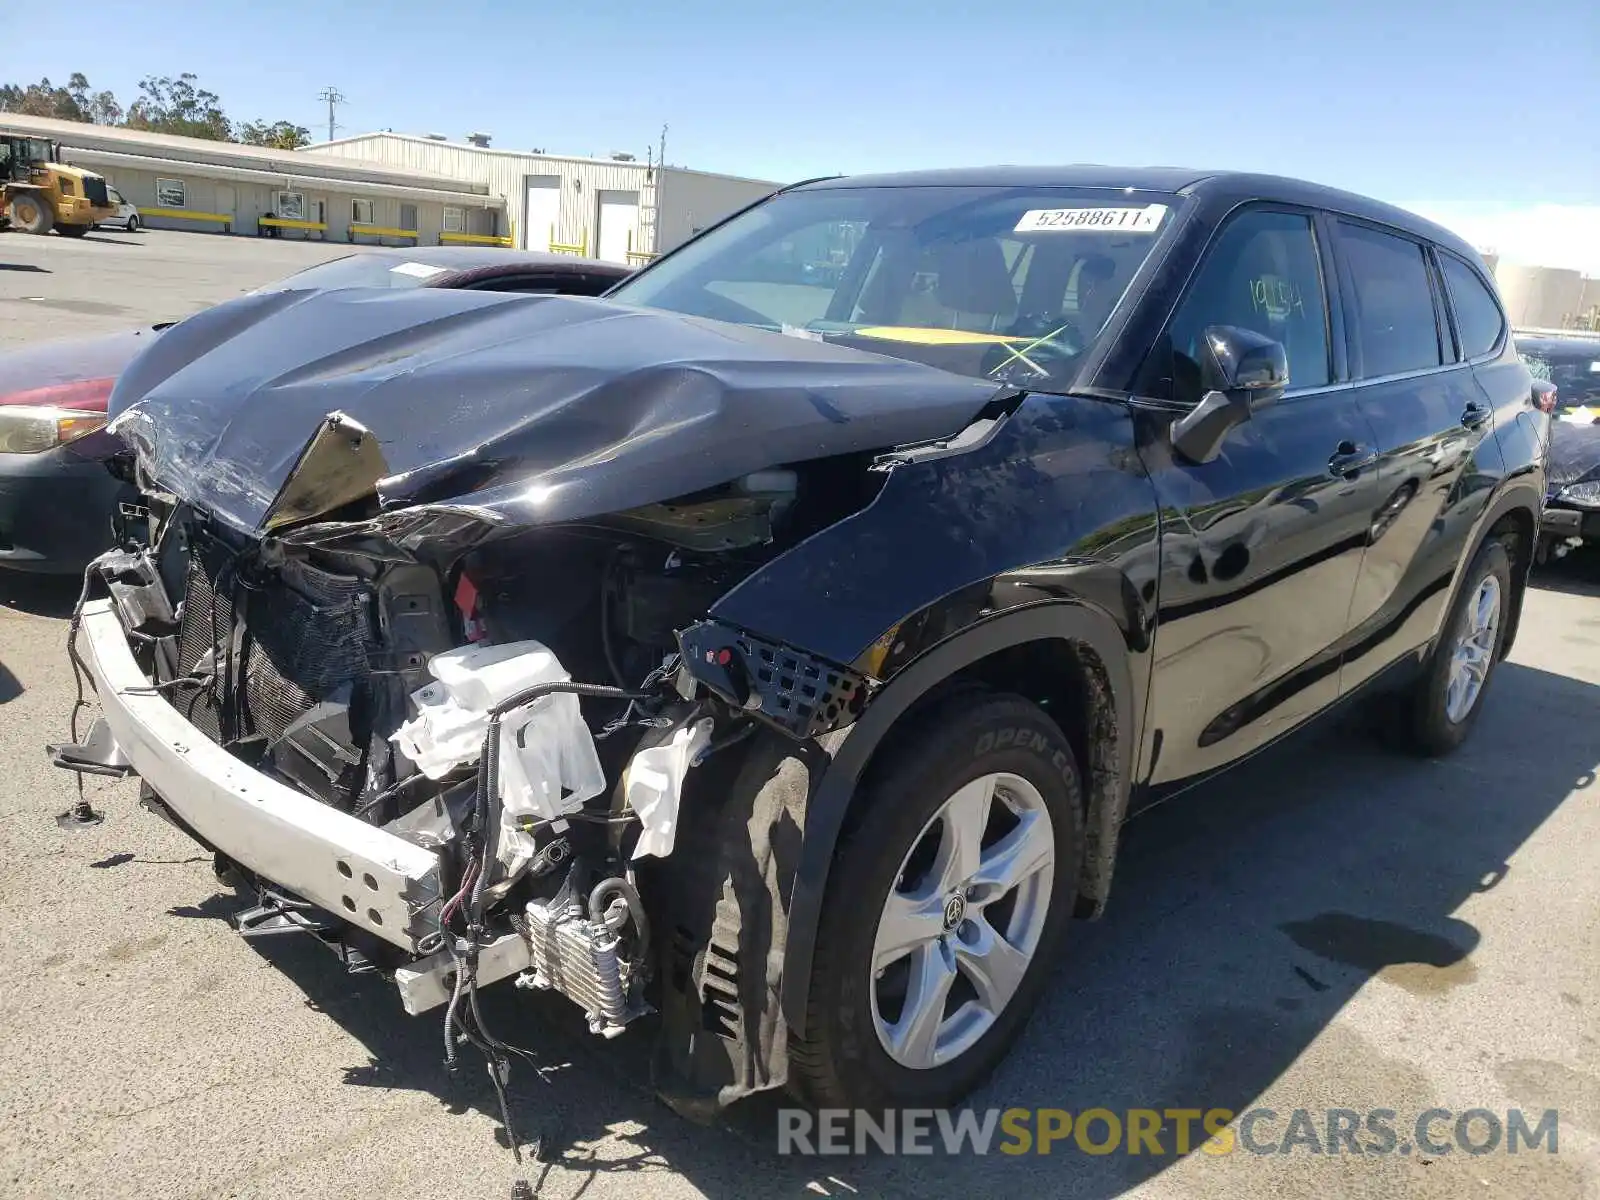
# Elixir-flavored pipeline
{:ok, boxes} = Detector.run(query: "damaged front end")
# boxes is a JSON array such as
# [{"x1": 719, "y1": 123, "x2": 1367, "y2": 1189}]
[
  {"x1": 60, "y1": 289, "x2": 1009, "y2": 1127},
  {"x1": 69, "y1": 465, "x2": 873, "y2": 1105}
]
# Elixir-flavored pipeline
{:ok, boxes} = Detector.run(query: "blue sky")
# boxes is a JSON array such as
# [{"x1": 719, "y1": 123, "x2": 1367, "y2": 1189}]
[{"x1": 8, "y1": 0, "x2": 1599, "y2": 265}]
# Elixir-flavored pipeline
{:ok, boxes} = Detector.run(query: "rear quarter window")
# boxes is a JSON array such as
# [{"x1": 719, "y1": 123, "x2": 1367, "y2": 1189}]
[{"x1": 1440, "y1": 253, "x2": 1506, "y2": 359}]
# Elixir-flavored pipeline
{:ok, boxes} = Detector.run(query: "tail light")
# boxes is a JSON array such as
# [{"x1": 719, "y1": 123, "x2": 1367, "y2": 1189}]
[{"x1": 0, "y1": 377, "x2": 116, "y2": 454}]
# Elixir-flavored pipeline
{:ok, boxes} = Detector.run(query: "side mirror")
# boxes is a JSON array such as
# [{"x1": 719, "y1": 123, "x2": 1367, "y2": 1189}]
[{"x1": 1170, "y1": 325, "x2": 1289, "y2": 464}]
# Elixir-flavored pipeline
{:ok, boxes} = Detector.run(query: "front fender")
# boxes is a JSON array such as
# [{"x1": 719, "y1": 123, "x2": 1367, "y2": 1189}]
[
  {"x1": 710, "y1": 393, "x2": 1158, "y2": 667},
  {"x1": 687, "y1": 394, "x2": 1161, "y2": 1036}
]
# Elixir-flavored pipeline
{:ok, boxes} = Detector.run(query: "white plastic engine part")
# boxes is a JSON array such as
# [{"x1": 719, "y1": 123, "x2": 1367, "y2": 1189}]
[
  {"x1": 392, "y1": 641, "x2": 606, "y2": 874},
  {"x1": 624, "y1": 717, "x2": 713, "y2": 860}
]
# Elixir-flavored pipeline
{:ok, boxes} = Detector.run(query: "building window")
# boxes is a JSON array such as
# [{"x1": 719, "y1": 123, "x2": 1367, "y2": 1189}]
[
  {"x1": 351, "y1": 199, "x2": 374, "y2": 225},
  {"x1": 443, "y1": 206, "x2": 465, "y2": 233},
  {"x1": 400, "y1": 203, "x2": 419, "y2": 231},
  {"x1": 276, "y1": 192, "x2": 306, "y2": 222},
  {"x1": 155, "y1": 178, "x2": 186, "y2": 208}
]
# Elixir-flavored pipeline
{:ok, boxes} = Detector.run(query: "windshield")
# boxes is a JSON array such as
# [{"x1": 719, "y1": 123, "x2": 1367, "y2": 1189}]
[
  {"x1": 1518, "y1": 339, "x2": 1600, "y2": 407},
  {"x1": 255, "y1": 255, "x2": 454, "y2": 294},
  {"x1": 608, "y1": 184, "x2": 1180, "y2": 390}
]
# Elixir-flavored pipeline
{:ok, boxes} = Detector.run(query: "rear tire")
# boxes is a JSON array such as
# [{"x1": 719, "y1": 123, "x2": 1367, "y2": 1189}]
[
  {"x1": 56, "y1": 222, "x2": 90, "y2": 238},
  {"x1": 7, "y1": 194, "x2": 52, "y2": 235},
  {"x1": 789, "y1": 691, "x2": 1083, "y2": 1111},
  {"x1": 1399, "y1": 539, "x2": 1512, "y2": 756}
]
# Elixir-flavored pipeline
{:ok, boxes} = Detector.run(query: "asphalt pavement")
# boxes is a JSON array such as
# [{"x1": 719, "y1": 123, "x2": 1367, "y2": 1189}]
[
  {"x1": 0, "y1": 229, "x2": 1596, "y2": 1200},
  {"x1": 0, "y1": 225, "x2": 361, "y2": 347}
]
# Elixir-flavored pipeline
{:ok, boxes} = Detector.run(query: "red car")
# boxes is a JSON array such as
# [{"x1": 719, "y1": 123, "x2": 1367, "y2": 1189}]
[{"x1": 0, "y1": 248, "x2": 631, "y2": 573}]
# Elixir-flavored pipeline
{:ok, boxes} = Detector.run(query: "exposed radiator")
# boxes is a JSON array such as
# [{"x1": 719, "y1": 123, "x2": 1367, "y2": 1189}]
[
  {"x1": 173, "y1": 545, "x2": 374, "y2": 752},
  {"x1": 172, "y1": 544, "x2": 235, "y2": 743}
]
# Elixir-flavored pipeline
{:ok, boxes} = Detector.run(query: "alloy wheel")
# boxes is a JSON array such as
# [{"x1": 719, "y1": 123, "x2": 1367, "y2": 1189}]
[
  {"x1": 870, "y1": 771, "x2": 1055, "y2": 1069},
  {"x1": 1445, "y1": 574, "x2": 1501, "y2": 723}
]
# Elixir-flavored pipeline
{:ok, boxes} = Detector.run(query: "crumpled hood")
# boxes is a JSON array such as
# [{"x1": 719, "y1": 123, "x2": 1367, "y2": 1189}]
[
  {"x1": 108, "y1": 287, "x2": 1005, "y2": 540},
  {"x1": 1548, "y1": 418, "x2": 1600, "y2": 489}
]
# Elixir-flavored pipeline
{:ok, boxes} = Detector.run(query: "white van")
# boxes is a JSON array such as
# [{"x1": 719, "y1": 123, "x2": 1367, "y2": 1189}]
[{"x1": 97, "y1": 185, "x2": 140, "y2": 232}]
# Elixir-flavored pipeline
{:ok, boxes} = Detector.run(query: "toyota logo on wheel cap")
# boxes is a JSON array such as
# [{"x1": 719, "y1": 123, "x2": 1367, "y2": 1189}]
[{"x1": 942, "y1": 892, "x2": 967, "y2": 931}]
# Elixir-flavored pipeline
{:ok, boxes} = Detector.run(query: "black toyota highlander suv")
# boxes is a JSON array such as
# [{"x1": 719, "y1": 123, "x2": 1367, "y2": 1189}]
[{"x1": 57, "y1": 167, "x2": 1549, "y2": 1128}]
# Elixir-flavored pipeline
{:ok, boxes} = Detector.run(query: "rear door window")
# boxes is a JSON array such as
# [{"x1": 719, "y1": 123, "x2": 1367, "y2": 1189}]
[
  {"x1": 1338, "y1": 223, "x2": 1444, "y2": 378},
  {"x1": 1439, "y1": 253, "x2": 1506, "y2": 359}
]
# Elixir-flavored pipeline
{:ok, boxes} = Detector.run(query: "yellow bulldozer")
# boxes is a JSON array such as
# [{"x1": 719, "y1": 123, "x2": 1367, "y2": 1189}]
[{"x1": 1, "y1": 134, "x2": 117, "y2": 236}]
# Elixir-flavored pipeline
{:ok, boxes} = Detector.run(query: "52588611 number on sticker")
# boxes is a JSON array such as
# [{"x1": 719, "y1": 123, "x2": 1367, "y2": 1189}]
[{"x1": 1014, "y1": 203, "x2": 1168, "y2": 234}]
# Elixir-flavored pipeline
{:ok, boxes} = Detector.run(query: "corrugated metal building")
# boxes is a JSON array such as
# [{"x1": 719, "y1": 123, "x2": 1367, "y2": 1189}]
[
  {"x1": 303, "y1": 133, "x2": 779, "y2": 263},
  {"x1": 1, "y1": 113, "x2": 506, "y2": 243}
]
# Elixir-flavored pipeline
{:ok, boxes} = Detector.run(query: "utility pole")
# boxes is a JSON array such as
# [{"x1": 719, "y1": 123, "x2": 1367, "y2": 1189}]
[
  {"x1": 657, "y1": 124, "x2": 668, "y2": 171},
  {"x1": 318, "y1": 86, "x2": 347, "y2": 142}
]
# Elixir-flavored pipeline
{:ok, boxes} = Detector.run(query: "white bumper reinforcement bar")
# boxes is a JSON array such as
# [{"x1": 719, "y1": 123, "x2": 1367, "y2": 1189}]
[{"x1": 79, "y1": 598, "x2": 443, "y2": 952}]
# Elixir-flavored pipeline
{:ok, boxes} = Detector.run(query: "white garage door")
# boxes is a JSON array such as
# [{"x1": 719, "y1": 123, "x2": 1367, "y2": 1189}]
[
  {"x1": 524, "y1": 176, "x2": 560, "y2": 251},
  {"x1": 596, "y1": 190, "x2": 640, "y2": 264}
]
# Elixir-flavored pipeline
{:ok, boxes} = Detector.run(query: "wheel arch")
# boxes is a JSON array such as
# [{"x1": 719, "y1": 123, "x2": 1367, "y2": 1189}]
[
  {"x1": 1483, "y1": 496, "x2": 1536, "y2": 659},
  {"x1": 781, "y1": 600, "x2": 1137, "y2": 1034},
  {"x1": 1438, "y1": 479, "x2": 1540, "y2": 663}
]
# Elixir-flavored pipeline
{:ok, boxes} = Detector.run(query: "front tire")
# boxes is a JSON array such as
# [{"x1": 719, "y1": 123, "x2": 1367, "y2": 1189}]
[
  {"x1": 1401, "y1": 538, "x2": 1512, "y2": 755},
  {"x1": 127, "y1": 215, "x2": 140, "y2": 232},
  {"x1": 789, "y1": 691, "x2": 1083, "y2": 1110}
]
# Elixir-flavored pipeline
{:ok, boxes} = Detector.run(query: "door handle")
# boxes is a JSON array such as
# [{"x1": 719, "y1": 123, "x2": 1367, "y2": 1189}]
[
  {"x1": 1461, "y1": 403, "x2": 1490, "y2": 429},
  {"x1": 1328, "y1": 443, "x2": 1378, "y2": 478}
]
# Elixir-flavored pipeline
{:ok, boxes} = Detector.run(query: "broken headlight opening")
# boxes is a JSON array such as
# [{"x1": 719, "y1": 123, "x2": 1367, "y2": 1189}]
[{"x1": 55, "y1": 467, "x2": 873, "y2": 1160}]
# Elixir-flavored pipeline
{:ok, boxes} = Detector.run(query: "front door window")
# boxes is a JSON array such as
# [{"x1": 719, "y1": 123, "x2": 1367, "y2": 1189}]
[{"x1": 1157, "y1": 209, "x2": 1333, "y2": 402}]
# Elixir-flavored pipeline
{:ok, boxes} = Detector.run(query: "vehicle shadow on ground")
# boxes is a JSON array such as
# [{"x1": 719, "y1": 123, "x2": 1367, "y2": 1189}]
[
  {"x1": 1532, "y1": 548, "x2": 1600, "y2": 599},
  {"x1": 0, "y1": 262, "x2": 50, "y2": 273},
  {"x1": 173, "y1": 661, "x2": 1599, "y2": 1200},
  {"x1": 0, "y1": 572, "x2": 81, "y2": 619}
]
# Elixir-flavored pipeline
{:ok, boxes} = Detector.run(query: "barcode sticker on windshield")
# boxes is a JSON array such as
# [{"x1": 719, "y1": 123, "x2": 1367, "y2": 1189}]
[{"x1": 1014, "y1": 204, "x2": 1168, "y2": 234}]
